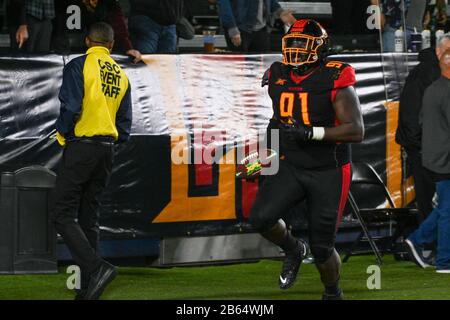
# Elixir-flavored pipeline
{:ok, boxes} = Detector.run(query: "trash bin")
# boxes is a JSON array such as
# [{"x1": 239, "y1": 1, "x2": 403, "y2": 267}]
[{"x1": 0, "y1": 166, "x2": 57, "y2": 274}]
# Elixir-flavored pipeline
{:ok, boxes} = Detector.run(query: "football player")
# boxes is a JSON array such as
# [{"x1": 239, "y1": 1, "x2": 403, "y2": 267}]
[{"x1": 250, "y1": 19, "x2": 364, "y2": 299}]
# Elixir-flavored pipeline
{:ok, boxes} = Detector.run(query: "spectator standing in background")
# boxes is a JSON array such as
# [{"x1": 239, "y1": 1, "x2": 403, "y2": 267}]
[
  {"x1": 396, "y1": 34, "x2": 450, "y2": 224},
  {"x1": 404, "y1": 48, "x2": 450, "y2": 274},
  {"x1": 217, "y1": 0, "x2": 297, "y2": 53},
  {"x1": 52, "y1": 22, "x2": 132, "y2": 300},
  {"x1": 53, "y1": 0, "x2": 141, "y2": 63},
  {"x1": 7, "y1": 0, "x2": 55, "y2": 53},
  {"x1": 423, "y1": 0, "x2": 448, "y2": 32},
  {"x1": 82, "y1": 0, "x2": 141, "y2": 62},
  {"x1": 405, "y1": 0, "x2": 432, "y2": 32},
  {"x1": 378, "y1": 0, "x2": 429, "y2": 52},
  {"x1": 128, "y1": 0, "x2": 184, "y2": 54}
]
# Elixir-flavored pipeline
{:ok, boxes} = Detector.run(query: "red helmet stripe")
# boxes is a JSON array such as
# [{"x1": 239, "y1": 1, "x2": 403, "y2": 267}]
[{"x1": 290, "y1": 19, "x2": 309, "y2": 33}]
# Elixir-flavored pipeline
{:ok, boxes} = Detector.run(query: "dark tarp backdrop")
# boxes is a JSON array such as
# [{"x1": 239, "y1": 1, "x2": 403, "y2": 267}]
[{"x1": 0, "y1": 53, "x2": 416, "y2": 240}]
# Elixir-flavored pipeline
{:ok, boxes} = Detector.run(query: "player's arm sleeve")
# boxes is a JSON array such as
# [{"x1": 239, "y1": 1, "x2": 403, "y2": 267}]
[
  {"x1": 325, "y1": 65, "x2": 363, "y2": 142},
  {"x1": 334, "y1": 65, "x2": 356, "y2": 89},
  {"x1": 55, "y1": 59, "x2": 84, "y2": 136},
  {"x1": 217, "y1": 0, "x2": 239, "y2": 37},
  {"x1": 116, "y1": 81, "x2": 132, "y2": 143}
]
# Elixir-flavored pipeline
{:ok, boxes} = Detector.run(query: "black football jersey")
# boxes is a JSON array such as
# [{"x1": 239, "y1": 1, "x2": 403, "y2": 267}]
[{"x1": 266, "y1": 60, "x2": 356, "y2": 169}]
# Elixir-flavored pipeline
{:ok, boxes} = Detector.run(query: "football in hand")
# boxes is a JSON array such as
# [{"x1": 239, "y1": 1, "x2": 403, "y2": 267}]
[{"x1": 236, "y1": 148, "x2": 277, "y2": 180}]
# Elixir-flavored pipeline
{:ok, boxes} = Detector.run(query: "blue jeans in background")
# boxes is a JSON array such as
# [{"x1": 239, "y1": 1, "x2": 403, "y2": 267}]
[
  {"x1": 408, "y1": 179, "x2": 450, "y2": 270},
  {"x1": 128, "y1": 15, "x2": 177, "y2": 54},
  {"x1": 382, "y1": 25, "x2": 413, "y2": 52}
]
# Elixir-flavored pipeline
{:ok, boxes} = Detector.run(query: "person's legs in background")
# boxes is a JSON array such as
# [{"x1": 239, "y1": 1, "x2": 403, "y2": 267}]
[
  {"x1": 157, "y1": 24, "x2": 177, "y2": 53},
  {"x1": 248, "y1": 27, "x2": 271, "y2": 53},
  {"x1": 408, "y1": 207, "x2": 439, "y2": 246},
  {"x1": 382, "y1": 26, "x2": 413, "y2": 52},
  {"x1": 128, "y1": 15, "x2": 161, "y2": 54},
  {"x1": 224, "y1": 29, "x2": 252, "y2": 52},
  {"x1": 405, "y1": 27, "x2": 414, "y2": 51},
  {"x1": 407, "y1": 149, "x2": 435, "y2": 221},
  {"x1": 34, "y1": 18, "x2": 53, "y2": 53},
  {"x1": 407, "y1": 186, "x2": 439, "y2": 268},
  {"x1": 24, "y1": 15, "x2": 52, "y2": 53},
  {"x1": 52, "y1": 11, "x2": 71, "y2": 54},
  {"x1": 435, "y1": 180, "x2": 450, "y2": 271},
  {"x1": 9, "y1": 26, "x2": 19, "y2": 53},
  {"x1": 52, "y1": 0, "x2": 70, "y2": 54},
  {"x1": 382, "y1": 24, "x2": 396, "y2": 52},
  {"x1": 224, "y1": 32, "x2": 237, "y2": 51},
  {"x1": 24, "y1": 15, "x2": 43, "y2": 53}
]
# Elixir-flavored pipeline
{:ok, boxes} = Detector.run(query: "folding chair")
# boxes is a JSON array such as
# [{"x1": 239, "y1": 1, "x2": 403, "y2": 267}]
[{"x1": 343, "y1": 162, "x2": 419, "y2": 265}]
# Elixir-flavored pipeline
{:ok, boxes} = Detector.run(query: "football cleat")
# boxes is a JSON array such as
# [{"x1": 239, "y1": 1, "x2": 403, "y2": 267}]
[
  {"x1": 279, "y1": 239, "x2": 309, "y2": 290},
  {"x1": 322, "y1": 289, "x2": 344, "y2": 300}
]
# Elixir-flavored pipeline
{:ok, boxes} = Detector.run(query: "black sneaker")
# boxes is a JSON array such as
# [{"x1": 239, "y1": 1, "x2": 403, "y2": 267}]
[
  {"x1": 322, "y1": 289, "x2": 344, "y2": 300},
  {"x1": 84, "y1": 261, "x2": 117, "y2": 300},
  {"x1": 279, "y1": 239, "x2": 309, "y2": 290},
  {"x1": 423, "y1": 250, "x2": 436, "y2": 266},
  {"x1": 404, "y1": 239, "x2": 430, "y2": 269},
  {"x1": 74, "y1": 270, "x2": 90, "y2": 300}
]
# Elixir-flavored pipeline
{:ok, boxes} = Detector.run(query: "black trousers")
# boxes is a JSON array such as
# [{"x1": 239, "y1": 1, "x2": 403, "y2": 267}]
[
  {"x1": 406, "y1": 148, "x2": 435, "y2": 222},
  {"x1": 225, "y1": 27, "x2": 271, "y2": 53},
  {"x1": 52, "y1": 140, "x2": 114, "y2": 284},
  {"x1": 9, "y1": 15, "x2": 53, "y2": 53},
  {"x1": 250, "y1": 161, "x2": 351, "y2": 262}
]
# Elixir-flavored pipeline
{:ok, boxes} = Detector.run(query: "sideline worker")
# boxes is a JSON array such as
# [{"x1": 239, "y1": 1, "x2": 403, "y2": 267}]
[
  {"x1": 51, "y1": 22, "x2": 132, "y2": 300},
  {"x1": 396, "y1": 34, "x2": 450, "y2": 222},
  {"x1": 405, "y1": 49, "x2": 450, "y2": 274}
]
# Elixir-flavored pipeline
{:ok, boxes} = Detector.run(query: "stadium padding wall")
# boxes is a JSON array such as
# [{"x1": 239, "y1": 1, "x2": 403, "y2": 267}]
[{"x1": 0, "y1": 53, "x2": 417, "y2": 239}]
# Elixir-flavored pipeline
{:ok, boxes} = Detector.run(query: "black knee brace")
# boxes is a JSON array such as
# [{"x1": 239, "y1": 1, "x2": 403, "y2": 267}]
[
  {"x1": 310, "y1": 245, "x2": 334, "y2": 264},
  {"x1": 249, "y1": 208, "x2": 278, "y2": 232}
]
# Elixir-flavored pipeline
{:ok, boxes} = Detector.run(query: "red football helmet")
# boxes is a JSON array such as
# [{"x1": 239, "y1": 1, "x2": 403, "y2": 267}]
[{"x1": 282, "y1": 19, "x2": 329, "y2": 67}]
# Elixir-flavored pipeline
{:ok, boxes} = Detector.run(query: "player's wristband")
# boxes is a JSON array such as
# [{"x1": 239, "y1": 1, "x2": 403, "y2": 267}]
[{"x1": 312, "y1": 127, "x2": 325, "y2": 141}]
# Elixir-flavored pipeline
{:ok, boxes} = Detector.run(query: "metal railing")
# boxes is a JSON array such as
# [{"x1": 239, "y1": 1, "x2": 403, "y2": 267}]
[
  {"x1": 279, "y1": 1, "x2": 332, "y2": 17},
  {"x1": 179, "y1": 34, "x2": 227, "y2": 49}
]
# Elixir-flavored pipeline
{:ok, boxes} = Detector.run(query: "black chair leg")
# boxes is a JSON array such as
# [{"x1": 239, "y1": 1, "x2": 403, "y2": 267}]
[
  {"x1": 343, "y1": 231, "x2": 363, "y2": 263},
  {"x1": 357, "y1": 217, "x2": 383, "y2": 266},
  {"x1": 348, "y1": 194, "x2": 383, "y2": 265}
]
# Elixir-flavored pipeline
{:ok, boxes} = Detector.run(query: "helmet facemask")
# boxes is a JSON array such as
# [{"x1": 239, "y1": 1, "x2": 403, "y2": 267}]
[{"x1": 282, "y1": 33, "x2": 325, "y2": 66}]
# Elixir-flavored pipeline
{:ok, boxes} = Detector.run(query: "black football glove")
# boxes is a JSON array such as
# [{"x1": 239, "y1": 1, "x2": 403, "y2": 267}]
[{"x1": 279, "y1": 122, "x2": 314, "y2": 142}]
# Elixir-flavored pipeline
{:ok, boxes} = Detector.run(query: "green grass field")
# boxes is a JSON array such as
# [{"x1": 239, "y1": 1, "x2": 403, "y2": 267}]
[{"x1": 0, "y1": 255, "x2": 449, "y2": 300}]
